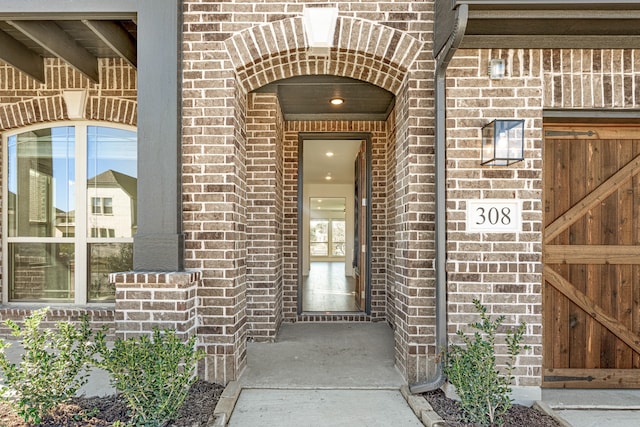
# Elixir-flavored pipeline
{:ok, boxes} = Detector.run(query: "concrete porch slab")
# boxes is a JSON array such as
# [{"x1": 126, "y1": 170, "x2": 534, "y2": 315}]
[{"x1": 239, "y1": 322, "x2": 405, "y2": 389}]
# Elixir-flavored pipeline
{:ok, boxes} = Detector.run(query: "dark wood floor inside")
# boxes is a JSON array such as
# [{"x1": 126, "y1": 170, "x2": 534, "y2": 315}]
[{"x1": 303, "y1": 261, "x2": 359, "y2": 312}]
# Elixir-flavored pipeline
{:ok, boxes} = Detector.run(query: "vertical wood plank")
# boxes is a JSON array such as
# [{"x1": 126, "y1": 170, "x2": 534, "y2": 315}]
[
  {"x1": 569, "y1": 139, "x2": 588, "y2": 368},
  {"x1": 616, "y1": 141, "x2": 628, "y2": 367},
  {"x1": 555, "y1": 139, "x2": 571, "y2": 368},
  {"x1": 584, "y1": 139, "x2": 602, "y2": 369},
  {"x1": 542, "y1": 137, "x2": 555, "y2": 370},
  {"x1": 632, "y1": 139, "x2": 640, "y2": 370},
  {"x1": 599, "y1": 140, "x2": 617, "y2": 368}
]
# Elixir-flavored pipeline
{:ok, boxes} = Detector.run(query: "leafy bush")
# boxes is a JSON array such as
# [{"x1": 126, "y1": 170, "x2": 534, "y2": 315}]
[
  {"x1": 443, "y1": 299, "x2": 528, "y2": 426},
  {"x1": 95, "y1": 328, "x2": 204, "y2": 426},
  {"x1": 0, "y1": 307, "x2": 96, "y2": 424}
]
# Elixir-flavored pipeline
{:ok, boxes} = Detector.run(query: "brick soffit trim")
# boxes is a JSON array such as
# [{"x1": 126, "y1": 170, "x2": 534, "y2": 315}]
[{"x1": 225, "y1": 16, "x2": 424, "y2": 94}]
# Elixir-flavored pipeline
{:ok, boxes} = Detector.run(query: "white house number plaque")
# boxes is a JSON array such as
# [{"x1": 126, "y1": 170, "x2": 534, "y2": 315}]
[{"x1": 466, "y1": 200, "x2": 521, "y2": 233}]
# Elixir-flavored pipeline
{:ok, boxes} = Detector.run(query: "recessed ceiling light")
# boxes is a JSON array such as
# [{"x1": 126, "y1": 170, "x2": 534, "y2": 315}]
[
  {"x1": 326, "y1": 151, "x2": 334, "y2": 157},
  {"x1": 330, "y1": 97, "x2": 344, "y2": 105}
]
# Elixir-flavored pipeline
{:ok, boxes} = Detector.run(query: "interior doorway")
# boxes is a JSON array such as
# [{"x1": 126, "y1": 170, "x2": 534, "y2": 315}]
[{"x1": 298, "y1": 135, "x2": 371, "y2": 314}]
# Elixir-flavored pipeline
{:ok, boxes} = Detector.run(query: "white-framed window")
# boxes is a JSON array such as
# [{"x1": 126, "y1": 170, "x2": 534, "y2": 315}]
[
  {"x1": 310, "y1": 219, "x2": 346, "y2": 257},
  {"x1": 3, "y1": 122, "x2": 137, "y2": 303},
  {"x1": 91, "y1": 197, "x2": 113, "y2": 215}
]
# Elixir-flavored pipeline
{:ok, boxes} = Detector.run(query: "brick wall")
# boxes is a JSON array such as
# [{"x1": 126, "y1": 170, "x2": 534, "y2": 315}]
[
  {"x1": 385, "y1": 109, "x2": 397, "y2": 327},
  {"x1": 445, "y1": 48, "x2": 640, "y2": 386},
  {"x1": 0, "y1": 308, "x2": 115, "y2": 339},
  {"x1": 0, "y1": 58, "x2": 136, "y2": 131},
  {"x1": 111, "y1": 271, "x2": 199, "y2": 340},
  {"x1": 245, "y1": 92, "x2": 284, "y2": 340},
  {"x1": 541, "y1": 49, "x2": 640, "y2": 108}
]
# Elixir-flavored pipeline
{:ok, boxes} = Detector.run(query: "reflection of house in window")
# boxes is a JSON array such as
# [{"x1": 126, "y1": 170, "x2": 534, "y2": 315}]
[
  {"x1": 29, "y1": 168, "x2": 50, "y2": 223},
  {"x1": 56, "y1": 207, "x2": 75, "y2": 237},
  {"x1": 87, "y1": 170, "x2": 137, "y2": 238}
]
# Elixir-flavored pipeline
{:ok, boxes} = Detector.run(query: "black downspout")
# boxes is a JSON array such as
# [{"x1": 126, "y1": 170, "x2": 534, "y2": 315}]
[{"x1": 409, "y1": 4, "x2": 468, "y2": 394}]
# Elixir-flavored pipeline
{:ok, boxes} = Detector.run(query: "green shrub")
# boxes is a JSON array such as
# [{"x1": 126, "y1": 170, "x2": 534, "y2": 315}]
[
  {"x1": 95, "y1": 328, "x2": 204, "y2": 427},
  {"x1": 443, "y1": 299, "x2": 528, "y2": 426},
  {"x1": 0, "y1": 307, "x2": 96, "y2": 424}
]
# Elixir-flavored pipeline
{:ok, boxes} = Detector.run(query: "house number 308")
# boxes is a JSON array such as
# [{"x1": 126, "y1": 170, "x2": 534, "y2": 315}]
[
  {"x1": 467, "y1": 200, "x2": 521, "y2": 232},
  {"x1": 475, "y1": 207, "x2": 512, "y2": 226}
]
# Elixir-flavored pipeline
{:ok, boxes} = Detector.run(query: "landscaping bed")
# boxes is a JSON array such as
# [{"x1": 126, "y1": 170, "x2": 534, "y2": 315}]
[
  {"x1": 423, "y1": 389, "x2": 562, "y2": 427},
  {"x1": 0, "y1": 380, "x2": 224, "y2": 427}
]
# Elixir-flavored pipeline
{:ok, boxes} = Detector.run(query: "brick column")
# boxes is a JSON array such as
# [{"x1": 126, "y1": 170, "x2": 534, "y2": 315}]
[
  {"x1": 392, "y1": 66, "x2": 439, "y2": 384},
  {"x1": 111, "y1": 271, "x2": 200, "y2": 340},
  {"x1": 245, "y1": 93, "x2": 284, "y2": 340}
]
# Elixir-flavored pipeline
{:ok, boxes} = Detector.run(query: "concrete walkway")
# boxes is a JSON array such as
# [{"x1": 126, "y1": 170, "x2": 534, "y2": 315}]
[
  {"x1": 228, "y1": 322, "x2": 423, "y2": 426},
  {"x1": 542, "y1": 389, "x2": 640, "y2": 427}
]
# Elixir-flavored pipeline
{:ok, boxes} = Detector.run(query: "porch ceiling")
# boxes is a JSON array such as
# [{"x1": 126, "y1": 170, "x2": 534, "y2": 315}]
[
  {"x1": 253, "y1": 75, "x2": 396, "y2": 122},
  {"x1": 436, "y1": 1, "x2": 640, "y2": 56},
  {"x1": 0, "y1": 17, "x2": 137, "y2": 83}
]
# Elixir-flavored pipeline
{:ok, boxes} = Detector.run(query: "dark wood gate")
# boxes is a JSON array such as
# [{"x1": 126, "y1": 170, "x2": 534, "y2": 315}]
[{"x1": 543, "y1": 123, "x2": 640, "y2": 388}]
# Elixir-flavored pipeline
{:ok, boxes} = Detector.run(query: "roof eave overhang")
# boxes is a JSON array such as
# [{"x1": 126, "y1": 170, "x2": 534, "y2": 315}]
[{"x1": 435, "y1": 0, "x2": 640, "y2": 56}]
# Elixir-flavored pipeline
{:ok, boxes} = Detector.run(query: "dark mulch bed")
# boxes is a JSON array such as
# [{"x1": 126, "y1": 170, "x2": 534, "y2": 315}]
[
  {"x1": 423, "y1": 389, "x2": 562, "y2": 427},
  {"x1": 0, "y1": 380, "x2": 224, "y2": 426}
]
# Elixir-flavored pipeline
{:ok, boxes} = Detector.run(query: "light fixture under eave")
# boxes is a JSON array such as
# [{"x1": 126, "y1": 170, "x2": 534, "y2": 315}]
[
  {"x1": 488, "y1": 58, "x2": 506, "y2": 79},
  {"x1": 330, "y1": 97, "x2": 344, "y2": 105},
  {"x1": 481, "y1": 119, "x2": 525, "y2": 166},
  {"x1": 326, "y1": 151, "x2": 334, "y2": 157}
]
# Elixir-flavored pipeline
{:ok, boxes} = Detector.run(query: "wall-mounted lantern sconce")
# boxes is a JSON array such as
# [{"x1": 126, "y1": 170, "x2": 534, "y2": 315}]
[
  {"x1": 481, "y1": 119, "x2": 525, "y2": 166},
  {"x1": 488, "y1": 58, "x2": 506, "y2": 79}
]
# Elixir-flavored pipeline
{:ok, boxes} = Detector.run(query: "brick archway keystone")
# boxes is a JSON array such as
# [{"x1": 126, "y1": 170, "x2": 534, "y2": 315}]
[{"x1": 225, "y1": 16, "x2": 424, "y2": 93}]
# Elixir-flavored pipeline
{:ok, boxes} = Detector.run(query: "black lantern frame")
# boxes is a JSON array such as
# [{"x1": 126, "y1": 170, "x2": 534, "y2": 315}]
[{"x1": 481, "y1": 119, "x2": 525, "y2": 166}]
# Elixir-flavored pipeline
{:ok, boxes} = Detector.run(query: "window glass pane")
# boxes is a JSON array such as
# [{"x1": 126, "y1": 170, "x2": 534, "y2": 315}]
[
  {"x1": 331, "y1": 220, "x2": 346, "y2": 256},
  {"x1": 8, "y1": 127, "x2": 75, "y2": 237},
  {"x1": 331, "y1": 243, "x2": 345, "y2": 257},
  {"x1": 88, "y1": 243, "x2": 132, "y2": 302},
  {"x1": 310, "y1": 220, "x2": 328, "y2": 243},
  {"x1": 9, "y1": 242, "x2": 74, "y2": 302},
  {"x1": 91, "y1": 197, "x2": 101, "y2": 214},
  {"x1": 103, "y1": 197, "x2": 113, "y2": 215},
  {"x1": 310, "y1": 242, "x2": 329, "y2": 257},
  {"x1": 87, "y1": 127, "x2": 137, "y2": 238},
  {"x1": 332, "y1": 220, "x2": 345, "y2": 242}
]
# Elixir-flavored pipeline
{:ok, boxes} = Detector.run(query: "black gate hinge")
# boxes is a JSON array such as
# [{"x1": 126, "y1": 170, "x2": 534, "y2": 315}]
[
  {"x1": 544, "y1": 375, "x2": 595, "y2": 382},
  {"x1": 545, "y1": 130, "x2": 595, "y2": 137}
]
